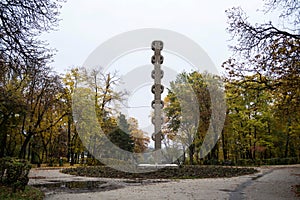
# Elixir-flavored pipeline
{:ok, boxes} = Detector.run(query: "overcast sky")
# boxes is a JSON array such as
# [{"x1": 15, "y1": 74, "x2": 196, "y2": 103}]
[
  {"x1": 43, "y1": 0, "x2": 278, "y2": 138},
  {"x1": 43, "y1": 0, "x2": 276, "y2": 74}
]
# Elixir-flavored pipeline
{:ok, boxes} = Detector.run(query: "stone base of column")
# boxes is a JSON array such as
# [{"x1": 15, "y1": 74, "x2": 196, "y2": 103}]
[{"x1": 137, "y1": 163, "x2": 179, "y2": 170}]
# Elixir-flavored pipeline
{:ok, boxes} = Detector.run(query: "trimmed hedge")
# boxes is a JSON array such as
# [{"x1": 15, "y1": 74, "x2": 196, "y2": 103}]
[{"x1": 0, "y1": 157, "x2": 31, "y2": 193}]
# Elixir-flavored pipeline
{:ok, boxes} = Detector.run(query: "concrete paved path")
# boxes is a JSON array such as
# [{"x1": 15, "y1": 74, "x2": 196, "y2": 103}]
[
  {"x1": 242, "y1": 166, "x2": 300, "y2": 200},
  {"x1": 29, "y1": 165, "x2": 300, "y2": 200}
]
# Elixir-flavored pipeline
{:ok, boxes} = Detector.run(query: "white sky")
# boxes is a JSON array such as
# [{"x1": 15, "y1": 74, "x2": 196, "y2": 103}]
[
  {"x1": 43, "y1": 0, "x2": 278, "y2": 139},
  {"x1": 44, "y1": 0, "x2": 275, "y2": 74}
]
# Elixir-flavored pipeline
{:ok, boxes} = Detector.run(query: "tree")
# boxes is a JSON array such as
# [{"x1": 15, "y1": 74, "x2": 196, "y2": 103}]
[
  {"x1": 164, "y1": 71, "x2": 216, "y2": 164},
  {"x1": 224, "y1": 0, "x2": 299, "y2": 90},
  {"x1": 222, "y1": 74, "x2": 300, "y2": 161},
  {"x1": 127, "y1": 117, "x2": 150, "y2": 153},
  {"x1": 71, "y1": 67, "x2": 129, "y2": 162},
  {"x1": 225, "y1": 1, "x2": 299, "y2": 57},
  {"x1": 0, "y1": 0, "x2": 66, "y2": 162},
  {"x1": 108, "y1": 114, "x2": 134, "y2": 152},
  {"x1": 0, "y1": 61, "x2": 67, "y2": 161},
  {"x1": 224, "y1": 76, "x2": 275, "y2": 160},
  {"x1": 19, "y1": 67, "x2": 66, "y2": 159},
  {"x1": 0, "y1": 0, "x2": 65, "y2": 69},
  {"x1": 80, "y1": 68, "x2": 126, "y2": 132},
  {"x1": 223, "y1": 0, "x2": 300, "y2": 161},
  {"x1": 0, "y1": 68, "x2": 26, "y2": 157},
  {"x1": 63, "y1": 68, "x2": 83, "y2": 164}
]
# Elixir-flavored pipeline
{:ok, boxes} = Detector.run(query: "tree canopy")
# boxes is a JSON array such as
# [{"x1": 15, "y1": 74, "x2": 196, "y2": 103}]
[{"x1": 0, "y1": 0, "x2": 64, "y2": 68}]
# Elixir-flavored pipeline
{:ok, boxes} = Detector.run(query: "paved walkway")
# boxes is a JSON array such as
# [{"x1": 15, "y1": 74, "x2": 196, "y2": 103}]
[
  {"x1": 243, "y1": 166, "x2": 300, "y2": 200},
  {"x1": 28, "y1": 165, "x2": 300, "y2": 200},
  {"x1": 29, "y1": 168, "x2": 122, "y2": 185}
]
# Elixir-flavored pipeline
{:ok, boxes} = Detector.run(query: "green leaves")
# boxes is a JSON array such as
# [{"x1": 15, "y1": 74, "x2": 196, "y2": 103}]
[
  {"x1": 223, "y1": 1, "x2": 300, "y2": 161},
  {"x1": 108, "y1": 114, "x2": 134, "y2": 152},
  {"x1": 0, "y1": 157, "x2": 31, "y2": 192}
]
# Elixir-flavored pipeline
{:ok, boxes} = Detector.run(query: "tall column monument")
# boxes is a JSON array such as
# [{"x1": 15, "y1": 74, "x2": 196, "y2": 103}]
[{"x1": 151, "y1": 40, "x2": 164, "y2": 151}]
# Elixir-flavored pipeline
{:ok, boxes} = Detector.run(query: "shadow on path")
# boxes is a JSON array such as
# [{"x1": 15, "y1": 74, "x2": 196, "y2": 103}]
[
  {"x1": 230, "y1": 166, "x2": 300, "y2": 200},
  {"x1": 229, "y1": 169, "x2": 274, "y2": 200}
]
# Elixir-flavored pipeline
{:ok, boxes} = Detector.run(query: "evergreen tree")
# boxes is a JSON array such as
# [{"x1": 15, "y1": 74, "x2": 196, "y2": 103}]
[{"x1": 108, "y1": 114, "x2": 134, "y2": 152}]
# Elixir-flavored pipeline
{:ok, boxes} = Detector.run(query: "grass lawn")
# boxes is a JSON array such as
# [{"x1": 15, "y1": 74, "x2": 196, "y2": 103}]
[{"x1": 0, "y1": 185, "x2": 44, "y2": 200}]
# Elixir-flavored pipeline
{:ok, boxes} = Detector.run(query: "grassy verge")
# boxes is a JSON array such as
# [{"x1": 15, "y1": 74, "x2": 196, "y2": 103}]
[
  {"x1": 62, "y1": 165, "x2": 258, "y2": 179},
  {"x1": 0, "y1": 185, "x2": 44, "y2": 200}
]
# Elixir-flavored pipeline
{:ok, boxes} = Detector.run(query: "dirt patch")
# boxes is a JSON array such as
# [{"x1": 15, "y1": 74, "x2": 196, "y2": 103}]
[
  {"x1": 292, "y1": 185, "x2": 300, "y2": 197},
  {"x1": 34, "y1": 180, "x2": 123, "y2": 194},
  {"x1": 61, "y1": 165, "x2": 258, "y2": 179}
]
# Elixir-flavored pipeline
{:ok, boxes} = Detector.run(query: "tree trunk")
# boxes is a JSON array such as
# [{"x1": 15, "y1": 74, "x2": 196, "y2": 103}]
[
  {"x1": 284, "y1": 133, "x2": 290, "y2": 158},
  {"x1": 67, "y1": 114, "x2": 72, "y2": 164},
  {"x1": 188, "y1": 144, "x2": 194, "y2": 165},
  {"x1": 221, "y1": 129, "x2": 227, "y2": 160},
  {"x1": 27, "y1": 142, "x2": 31, "y2": 160},
  {"x1": 0, "y1": 129, "x2": 7, "y2": 158},
  {"x1": 19, "y1": 133, "x2": 33, "y2": 159},
  {"x1": 253, "y1": 126, "x2": 257, "y2": 160},
  {"x1": 183, "y1": 149, "x2": 186, "y2": 164},
  {"x1": 284, "y1": 118, "x2": 291, "y2": 158},
  {"x1": 0, "y1": 119, "x2": 8, "y2": 158}
]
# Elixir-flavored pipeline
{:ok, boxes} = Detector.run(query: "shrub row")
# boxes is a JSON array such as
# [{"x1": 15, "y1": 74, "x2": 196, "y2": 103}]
[
  {"x1": 211, "y1": 157, "x2": 300, "y2": 166},
  {"x1": 62, "y1": 165, "x2": 258, "y2": 179},
  {"x1": 0, "y1": 157, "x2": 31, "y2": 193}
]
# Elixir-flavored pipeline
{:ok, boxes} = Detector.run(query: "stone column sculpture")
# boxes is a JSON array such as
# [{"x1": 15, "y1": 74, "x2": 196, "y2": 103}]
[{"x1": 151, "y1": 40, "x2": 164, "y2": 151}]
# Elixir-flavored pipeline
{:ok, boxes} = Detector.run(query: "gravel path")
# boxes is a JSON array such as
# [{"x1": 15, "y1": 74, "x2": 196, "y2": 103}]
[{"x1": 29, "y1": 165, "x2": 300, "y2": 200}]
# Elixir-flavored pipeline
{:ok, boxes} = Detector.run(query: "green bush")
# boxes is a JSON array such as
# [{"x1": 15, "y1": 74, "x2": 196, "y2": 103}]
[
  {"x1": 47, "y1": 157, "x2": 59, "y2": 167},
  {"x1": 86, "y1": 158, "x2": 102, "y2": 166},
  {"x1": 0, "y1": 185, "x2": 44, "y2": 200},
  {"x1": 232, "y1": 157, "x2": 300, "y2": 166},
  {"x1": 204, "y1": 159, "x2": 220, "y2": 165},
  {"x1": 263, "y1": 157, "x2": 300, "y2": 165},
  {"x1": 0, "y1": 157, "x2": 31, "y2": 193}
]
